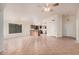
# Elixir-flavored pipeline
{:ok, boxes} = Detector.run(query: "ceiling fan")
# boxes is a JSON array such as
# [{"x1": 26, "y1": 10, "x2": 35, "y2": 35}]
[{"x1": 38, "y1": 3, "x2": 60, "y2": 12}]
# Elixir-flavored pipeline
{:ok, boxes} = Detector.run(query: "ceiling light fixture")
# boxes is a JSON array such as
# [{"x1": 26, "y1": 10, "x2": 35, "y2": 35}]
[{"x1": 42, "y1": 3, "x2": 59, "y2": 12}]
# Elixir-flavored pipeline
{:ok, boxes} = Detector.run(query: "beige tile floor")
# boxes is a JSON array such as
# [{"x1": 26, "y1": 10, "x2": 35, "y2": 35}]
[{"x1": 2, "y1": 36, "x2": 79, "y2": 55}]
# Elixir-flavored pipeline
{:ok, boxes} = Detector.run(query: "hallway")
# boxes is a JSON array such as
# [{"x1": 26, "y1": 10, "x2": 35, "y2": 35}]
[{"x1": 2, "y1": 36, "x2": 79, "y2": 55}]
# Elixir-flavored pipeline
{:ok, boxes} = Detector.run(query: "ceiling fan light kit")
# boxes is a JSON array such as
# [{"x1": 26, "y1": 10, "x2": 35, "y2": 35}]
[{"x1": 43, "y1": 3, "x2": 59, "y2": 12}]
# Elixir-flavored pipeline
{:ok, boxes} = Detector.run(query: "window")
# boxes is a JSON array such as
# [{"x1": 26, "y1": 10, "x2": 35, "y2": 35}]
[{"x1": 9, "y1": 23, "x2": 22, "y2": 34}]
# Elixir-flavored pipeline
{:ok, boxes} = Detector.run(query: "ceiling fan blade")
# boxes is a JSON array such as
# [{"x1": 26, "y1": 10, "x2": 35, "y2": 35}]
[{"x1": 53, "y1": 3, "x2": 59, "y2": 6}]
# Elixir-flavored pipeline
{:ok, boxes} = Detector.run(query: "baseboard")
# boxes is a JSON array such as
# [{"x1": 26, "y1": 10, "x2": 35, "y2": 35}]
[
  {"x1": 62, "y1": 36, "x2": 76, "y2": 40},
  {"x1": 51, "y1": 36, "x2": 57, "y2": 37},
  {"x1": 0, "y1": 49, "x2": 4, "y2": 55},
  {"x1": 54, "y1": 36, "x2": 76, "y2": 40}
]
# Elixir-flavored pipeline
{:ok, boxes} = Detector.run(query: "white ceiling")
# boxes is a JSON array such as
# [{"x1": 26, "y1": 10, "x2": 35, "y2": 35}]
[
  {"x1": 2, "y1": 3, "x2": 79, "y2": 22},
  {"x1": 5, "y1": 3, "x2": 79, "y2": 16}
]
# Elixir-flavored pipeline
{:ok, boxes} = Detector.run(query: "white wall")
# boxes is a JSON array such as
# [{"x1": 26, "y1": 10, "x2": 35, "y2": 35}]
[
  {"x1": 41, "y1": 14, "x2": 76, "y2": 38},
  {"x1": 4, "y1": 4, "x2": 62, "y2": 39},
  {"x1": 62, "y1": 15, "x2": 76, "y2": 38},
  {"x1": 76, "y1": 8, "x2": 79, "y2": 40},
  {"x1": 3, "y1": 4, "x2": 77, "y2": 39},
  {"x1": 46, "y1": 16, "x2": 57, "y2": 36},
  {"x1": 41, "y1": 15, "x2": 62, "y2": 37},
  {"x1": 57, "y1": 15, "x2": 63, "y2": 37},
  {"x1": 0, "y1": 11, "x2": 4, "y2": 51},
  {"x1": 4, "y1": 6, "x2": 32, "y2": 39},
  {"x1": 4, "y1": 20, "x2": 31, "y2": 39}
]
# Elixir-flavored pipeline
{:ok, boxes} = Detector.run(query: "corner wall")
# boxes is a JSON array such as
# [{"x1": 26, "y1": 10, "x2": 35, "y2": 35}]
[
  {"x1": 76, "y1": 8, "x2": 79, "y2": 40},
  {"x1": 0, "y1": 11, "x2": 4, "y2": 52}
]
